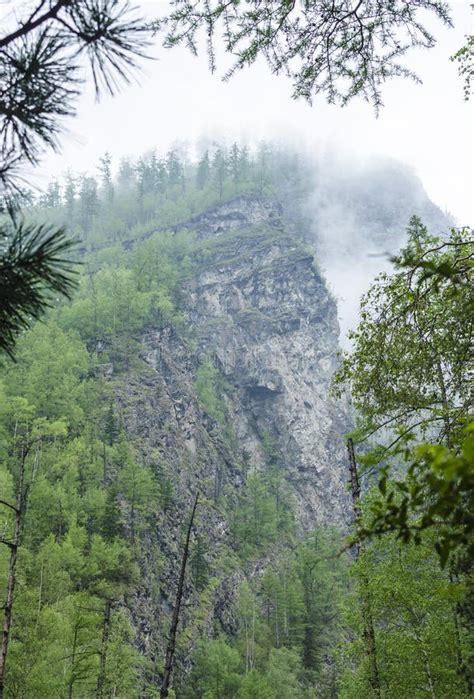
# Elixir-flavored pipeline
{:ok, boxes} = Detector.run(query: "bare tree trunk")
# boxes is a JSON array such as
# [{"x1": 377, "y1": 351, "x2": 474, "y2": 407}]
[
  {"x1": 347, "y1": 438, "x2": 381, "y2": 698},
  {"x1": 36, "y1": 556, "x2": 45, "y2": 627},
  {"x1": 0, "y1": 452, "x2": 27, "y2": 699},
  {"x1": 251, "y1": 604, "x2": 256, "y2": 671},
  {"x1": 449, "y1": 566, "x2": 471, "y2": 692},
  {"x1": 421, "y1": 646, "x2": 437, "y2": 699},
  {"x1": 160, "y1": 492, "x2": 199, "y2": 698},
  {"x1": 274, "y1": 590, "x2": 280, "y2": 648},
  {"x1": 96, "y1": 599, "x2": 112, "y2": 699},
  {"x1": 102, "y1": 441, "x2": 107, "y2": 484},
  {"x1": 434, "y1": 358, "x2": 452, "y2": 448},
  {"x1": 68, "y1": 621, "x2": 80, "y2": 699}
]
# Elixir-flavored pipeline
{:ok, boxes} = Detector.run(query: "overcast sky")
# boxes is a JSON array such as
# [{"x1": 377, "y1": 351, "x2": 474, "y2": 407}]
[{"x1": 19, "y1": 0, "x2": 474, "y2": 224}]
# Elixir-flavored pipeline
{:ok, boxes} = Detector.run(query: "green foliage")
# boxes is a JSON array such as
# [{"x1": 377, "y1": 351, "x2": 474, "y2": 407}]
[
  {"x1": 0, "y1": 219, "x2": 78, "y2": 357},
  {"x1": 363, "y1": 424, "x2": 474, "y2": 567},
  {"x1": 334, "y1": 219, "x2": 473, "y2": 563},
  {"x1": 151, "y1": 1, "x2": 452, "y2": 111},
  {"x1": 115, "y1": 437, "x2": 158, "y2": 541},
  {"x1": 191, "y1": 536, "x2": 209, "y2": 592},
  {"x1": 237, "y1": 670, "x2": 275, "y2": 698},
  {"x1": 339, "y1": 533, "x2": 468, "y2": 698},
  {"x1": 32, "y1": 142, "x2": 308, "y2": 244},
  {"x1": 59, "y1": 267, "x2": 156, "y2": 339},
  {"x1": 451, "y1": 34, "x2": 474, "y2": 100},
  {"x1": 232, "y1": 473, "x2": 279, "y2": 557},
  {"x1": 188, "y1": 529, "x2": 346, "y2": 697},
  {"x1": 232, "y1": 440, "x2": 294, "y2": 559},
  {"x1": 189, "y1": 639, "x2": 241, "y2": 698},
  {"x1": 332, "y1": 219, "x2": 472, "y2": 696},
  {"x1": 2, "y1": 321, "x2": 89, "y2": 426},
  {"x1": 334, "y1": 219, "x2": 472, "y2": 449},
  {"x1": 158, "y1": 474, "x2": 175, "y2": 513},
  {"x1": 0, "y1": 315, "x2": 154, "y2": 696},
  {"x1": 266, "y1": 647, "x2": 305, "y2": 699}
]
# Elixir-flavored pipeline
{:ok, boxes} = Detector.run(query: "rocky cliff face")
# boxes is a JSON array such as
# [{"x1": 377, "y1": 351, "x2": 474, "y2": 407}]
[
  {"x1": 111, "y1": 194, "x2": 350, "y2": 684},
  {"x1": 181, "y1": 197, "x2": 349, "y2": 529}
]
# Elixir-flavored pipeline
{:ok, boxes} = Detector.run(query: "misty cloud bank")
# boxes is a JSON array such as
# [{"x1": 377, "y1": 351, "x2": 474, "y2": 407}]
[{"x1": 301, "y1": 150, "x2": 451, "y2": 345}]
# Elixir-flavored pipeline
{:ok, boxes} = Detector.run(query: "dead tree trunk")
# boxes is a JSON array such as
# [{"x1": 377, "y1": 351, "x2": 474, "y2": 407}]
[
  {"x1": 96, "y1": 599, "x2": 113, "y2": 699},
  {"x1": 347, "y1": 438, "x2": 381, "y2": 698},
  {"x1": 160, "y1": 492, "x2": 199, "y2": 699},
  {"x1": 68, "y1": 620, "x2": 80, "y2": 699},
  {"x1": 0, "y1": 450, "x2": 27, "y2": 699}
]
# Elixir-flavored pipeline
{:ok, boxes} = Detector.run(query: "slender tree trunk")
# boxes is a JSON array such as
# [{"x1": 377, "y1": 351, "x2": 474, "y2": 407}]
[
  {"x1": 160, "y1": 493, "x2": 199, "y2": 698},
  {"x1": 413, "y1": 630, "x2": 436, "y2": 699},
  {"x1": 423, "y1": 652, "x2": 437, "y2": 699},
  {"x1": 102, "y1": 441, "x2": 107, "y2": 484},
  {"x1": 130, "y1": 478, "x2": 136, "y2": 544},
  {"x1": 36, "y1": 556, "x2": 44, "y2": 627},
  {"x1": 347, "y1": 438, "x2": 361, "y2": 554},
  {"x1": 434, "y1": 363, "x2": 470, "y2": 690},
  {"x1": 274, "y1": 590, "x2": 280, "y2": 648},
  {"x1": 244, "y1": 616, "x2": 250, "y2": 673},
  {"x1": 96, "y1": 599, "x2": 112, "y2": 699},
  {"x1": 68, "y1": 622, "x2": 80, "y2": 699},
  {"x1": 449, "y1": 567, "x2": 471, "y2": 692},
  {"x1": 434, "y1": 358, "x2": 452, "y2": 448},
  {"x1": 0, "y1": 453, "x2": 26, "y2": 699},
  {"x1": 283, "y1": 573, "x2": 289, "y2": 642},
  {"x1": 250, "y1": 602, "x2": 256, "y2": 671},
  {"x1": 347, "y1": 438, "x2": 381, "y2": 698}
]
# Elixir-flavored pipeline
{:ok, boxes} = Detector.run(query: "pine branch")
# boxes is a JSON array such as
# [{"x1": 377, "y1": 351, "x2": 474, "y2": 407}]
[
  {"x1": 0, "y1": 0, "x2": 73, "y2": 49},
  {"x1": 0, "y1": 1, "x2": 151, "y2": 196},
  {"x1": 0, "y1": 219, "x2": 79, "y2": 357}
]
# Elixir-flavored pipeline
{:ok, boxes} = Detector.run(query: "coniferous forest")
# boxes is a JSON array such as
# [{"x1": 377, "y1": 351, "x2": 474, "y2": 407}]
[{"x1": 0, "y1": 3, "x2": 472, "y2": 698}]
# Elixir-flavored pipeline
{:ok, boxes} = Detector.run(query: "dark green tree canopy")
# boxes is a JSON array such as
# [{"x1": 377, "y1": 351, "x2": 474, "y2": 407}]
[{"x1": 151, "y1": 0, "x2": 452, "y2": 111}]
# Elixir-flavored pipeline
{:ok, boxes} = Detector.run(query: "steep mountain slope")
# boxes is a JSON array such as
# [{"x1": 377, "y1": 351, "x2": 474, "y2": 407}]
[{"x1": 109, "y1": 196, "x2": 350, "y2": 685}]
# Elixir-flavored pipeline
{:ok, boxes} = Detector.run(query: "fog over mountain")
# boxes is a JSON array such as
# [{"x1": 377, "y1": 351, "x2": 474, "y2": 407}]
[
  {"x1": 27, "y1": 0, "x2": 473, "y2": 226},
  {"x1": 303, "y1": 150, "x2": 452, "y2": 342},
  {"x1": 27, "y1": 0, "x2": 471, "y2": 338}
]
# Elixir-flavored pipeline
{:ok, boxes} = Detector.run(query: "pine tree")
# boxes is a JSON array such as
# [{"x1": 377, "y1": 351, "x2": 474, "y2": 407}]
[
  {"x1": 40, "y1": 180, "x2": 62, "y2": 208},
  {"x1": 0, "y1": 0, "x2": 149, "y2": 358},
  {"x1": 99, "y1": 153, "x2": 114, "y2": 204},
  {"x1": 79, "y1": 176, "x2": 99, "y2": 234},
  {"x1": 104, "y1": 402, "x2": 119, "y2": 447},
  {"x1": 196, "y1": 151, "x2": 210, "y2": 190},
  {"x1": 229, "y1": 143, "x2": 241, "y2": 189},
  {"x1": 212, "y1": 148, "x2": 228, "y2": 201},
  {"x1": 63, "y1": 171, "x2": 77, "y2": 215}
]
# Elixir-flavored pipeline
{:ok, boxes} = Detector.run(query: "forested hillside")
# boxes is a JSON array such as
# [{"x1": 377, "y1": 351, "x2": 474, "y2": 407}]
[{"x1": 0, "y1": 143, "x2": 471, "y2": 698}]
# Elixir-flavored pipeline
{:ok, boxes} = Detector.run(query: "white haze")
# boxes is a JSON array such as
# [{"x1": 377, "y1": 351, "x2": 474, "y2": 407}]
[
  {"x1": 302, "y1": 148, "x2": 452, "y2": 346},
  {"x1": 33, "y1": 1, "x2": 473, "y2": 220},
  {"x1": 307, "y1": 152, "x2": 398, "y2": 348},
  {"x1": 5, "y1": 0, "x2": 472, "y2": 342}
]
